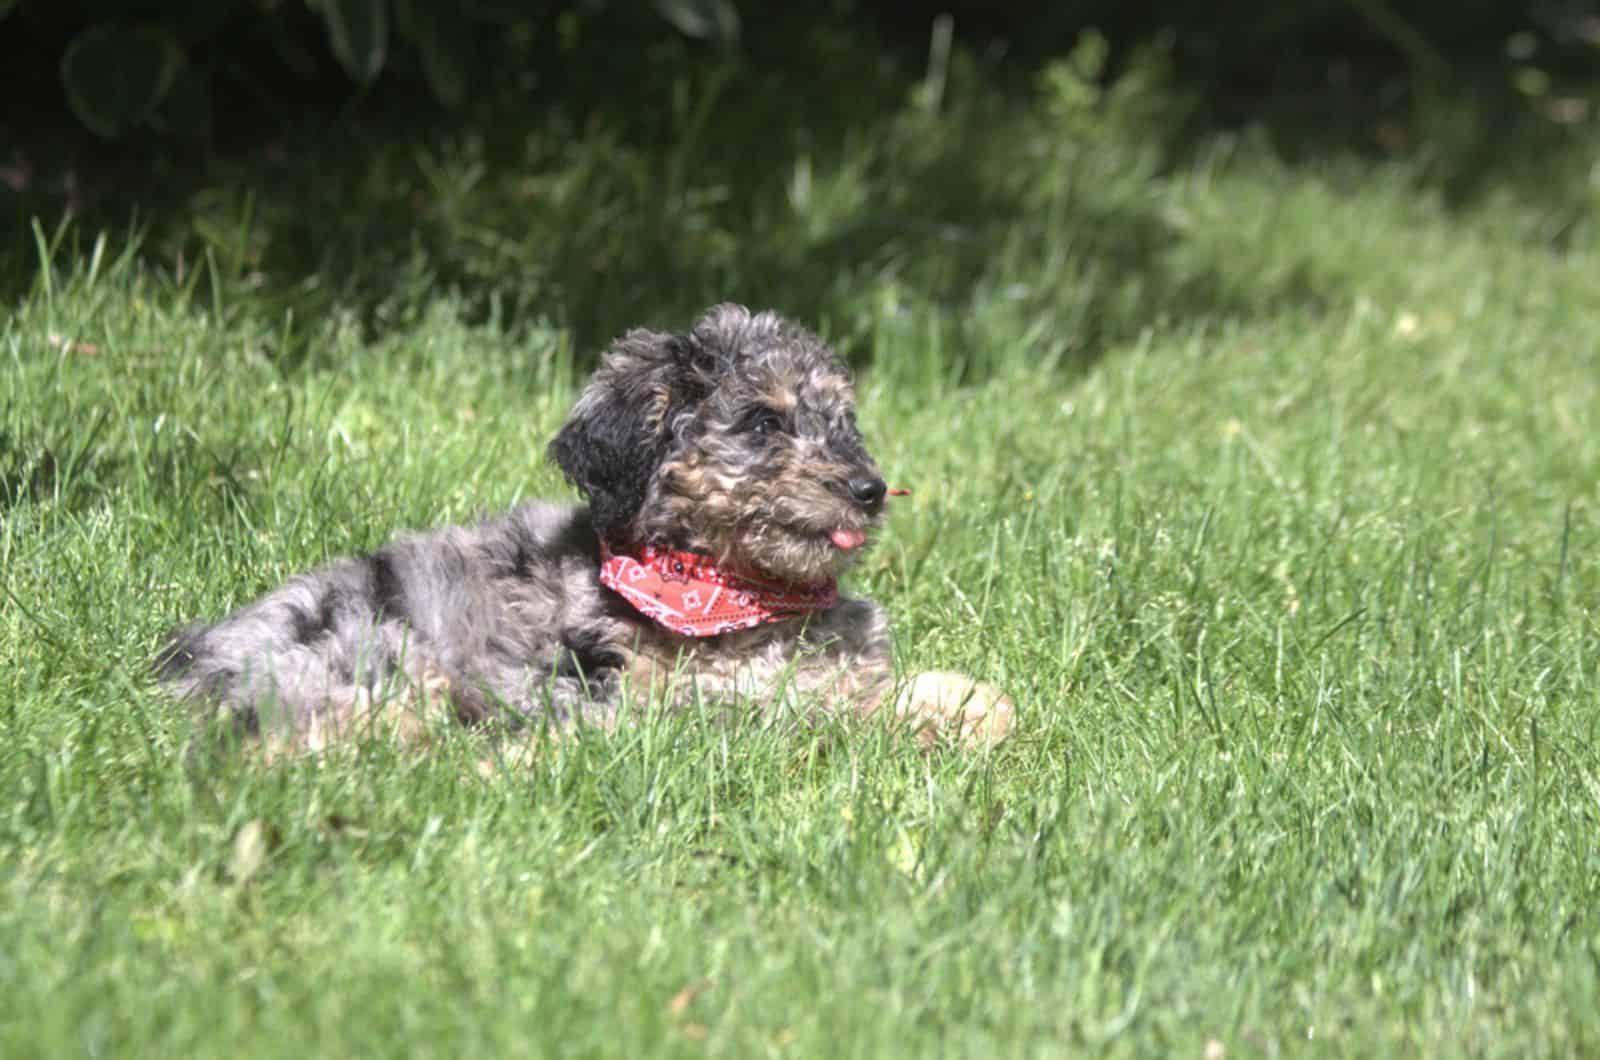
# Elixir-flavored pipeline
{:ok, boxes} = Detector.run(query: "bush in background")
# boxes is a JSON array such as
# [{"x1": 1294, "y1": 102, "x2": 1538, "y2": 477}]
[{"x1": 3, "y1": 1, "x2": 1600, "y2": 144}]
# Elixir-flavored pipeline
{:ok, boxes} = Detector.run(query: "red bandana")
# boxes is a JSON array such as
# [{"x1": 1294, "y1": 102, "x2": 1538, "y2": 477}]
[{"x1": 598, "y1": 541, "x2": 838, "y2": 637}]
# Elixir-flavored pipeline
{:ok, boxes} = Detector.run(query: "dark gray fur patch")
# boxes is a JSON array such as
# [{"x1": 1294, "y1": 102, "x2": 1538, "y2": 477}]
[{"x1": 368, "y1": 550, "x2": 407, "y2": 620}]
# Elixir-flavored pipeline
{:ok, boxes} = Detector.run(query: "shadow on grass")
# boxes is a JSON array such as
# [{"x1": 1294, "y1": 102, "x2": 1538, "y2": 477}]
[{"x1": 2, "y1": 11, "x2": 1573, "y2": 379}]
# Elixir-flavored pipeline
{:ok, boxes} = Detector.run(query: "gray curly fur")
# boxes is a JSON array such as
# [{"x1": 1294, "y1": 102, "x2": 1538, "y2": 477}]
[{"x1": 158, "y1": 304, "x2": 903, "y2": 748}]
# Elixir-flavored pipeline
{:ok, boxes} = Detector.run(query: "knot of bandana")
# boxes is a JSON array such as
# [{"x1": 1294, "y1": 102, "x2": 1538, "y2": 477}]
[{"x1": 598, "y1": 541, "x2": 838, "y2": 638}]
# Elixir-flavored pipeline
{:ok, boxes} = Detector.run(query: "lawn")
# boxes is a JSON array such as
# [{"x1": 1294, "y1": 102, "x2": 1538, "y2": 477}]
[{"x1": 3, "y1": 32, "x2": 1599, "y2": 1058}]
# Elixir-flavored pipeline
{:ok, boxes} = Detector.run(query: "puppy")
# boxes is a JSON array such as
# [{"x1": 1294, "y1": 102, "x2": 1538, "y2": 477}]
[{"x1": 158, "y1": 304, "x2": 1013, "y2": 752}]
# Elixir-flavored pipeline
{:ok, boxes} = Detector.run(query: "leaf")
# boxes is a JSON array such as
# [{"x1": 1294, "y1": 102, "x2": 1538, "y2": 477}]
[
  {"x1": 653, "y1": 0, "x2": 740, "y2": 43},
  {"x1": 667, "y1": 979, "x2": 712, "y2": 1016},
  {"x1": 0, "y1": 0, "x2": 19, "y2": 21},
  {"x1": 395, "y1": 0, "x2": 473, "y2": 107},
  {"x1": 60, "y1": 22, "x2": 186, "y2": 138},
  {"x1": 229, "y1": 819, "x2": 277, "y2": 885},
  {"x1": 148, "y1": 58, "x2": 213, "y2": 138},
  {"x1": 318, "y1": 0, "x2": 390, "y2": 86},
  {"x1": 46, "y1": 333, "x2": 101, "y2": 356}
]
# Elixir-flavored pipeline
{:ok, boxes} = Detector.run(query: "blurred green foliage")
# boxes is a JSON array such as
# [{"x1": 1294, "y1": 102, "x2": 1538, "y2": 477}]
[
  {"x1": 2, "y1": 0, "x2": 743, "y2": 140},
  {"x1": 6, "y1": 1, "x2": 1600, "y2": 379},
  {"x1": 2, "y1": 1, "x2": 1598, "y2": 142}
]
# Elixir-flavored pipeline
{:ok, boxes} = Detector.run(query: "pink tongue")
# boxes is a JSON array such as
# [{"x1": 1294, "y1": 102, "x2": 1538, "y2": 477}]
[{"x1": 830, "y1": 528, "x2": 866, "y2": 550}]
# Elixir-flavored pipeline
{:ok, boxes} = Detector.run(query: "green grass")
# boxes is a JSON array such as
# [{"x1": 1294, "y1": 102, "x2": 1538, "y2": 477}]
[{"x1": 4, "y1": 38, "x2": 1600, "y2": 1058}]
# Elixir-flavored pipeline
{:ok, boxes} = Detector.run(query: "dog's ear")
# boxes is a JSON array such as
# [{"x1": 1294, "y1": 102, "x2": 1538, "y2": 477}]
[{"x1": 548, "y1": 328, "x2": 713, "y2": 541}]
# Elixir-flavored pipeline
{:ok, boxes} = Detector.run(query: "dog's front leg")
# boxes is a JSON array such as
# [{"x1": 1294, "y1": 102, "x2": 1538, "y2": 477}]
[{"x1": 888, "y1": 671, "x2": 1014, "y2": 748}]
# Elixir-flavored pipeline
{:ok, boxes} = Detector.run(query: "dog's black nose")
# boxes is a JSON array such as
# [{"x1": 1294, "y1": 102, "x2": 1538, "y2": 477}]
[{"x1": 848, "y1": 476, "x2": 887, "y2": 509}]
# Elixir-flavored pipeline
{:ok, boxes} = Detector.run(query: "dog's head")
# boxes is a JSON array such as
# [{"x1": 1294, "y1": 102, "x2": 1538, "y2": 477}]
[{"x1": 549, "y1": 304, "x2": 887, "y2": 585}]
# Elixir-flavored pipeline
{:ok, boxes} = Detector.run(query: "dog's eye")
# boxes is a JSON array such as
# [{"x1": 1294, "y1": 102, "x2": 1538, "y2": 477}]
[{"x1": 743, "y1": 409, "x2": 785, "y2": 437}]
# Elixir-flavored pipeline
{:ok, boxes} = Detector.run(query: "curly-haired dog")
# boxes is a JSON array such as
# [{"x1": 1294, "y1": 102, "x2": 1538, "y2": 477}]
[{"x1": 158, "y1": 304, "x2": 1013, "y2": 753}]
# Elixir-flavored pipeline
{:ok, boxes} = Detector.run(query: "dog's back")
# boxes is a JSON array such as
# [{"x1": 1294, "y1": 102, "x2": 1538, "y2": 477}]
[{"x1": 157, "y1": 501, "x2": 616, "y2": 740}]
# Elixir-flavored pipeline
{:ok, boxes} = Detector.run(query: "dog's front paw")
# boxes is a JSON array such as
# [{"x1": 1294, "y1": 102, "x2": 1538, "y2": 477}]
[{"x1": 893, "y1": 671, "x2": 1014, "y2": 748}]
